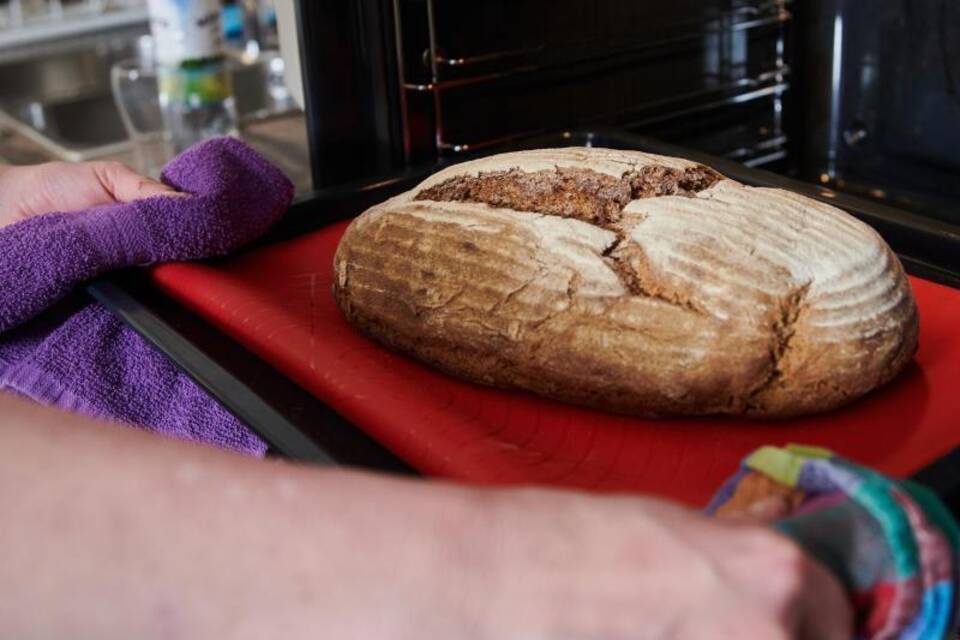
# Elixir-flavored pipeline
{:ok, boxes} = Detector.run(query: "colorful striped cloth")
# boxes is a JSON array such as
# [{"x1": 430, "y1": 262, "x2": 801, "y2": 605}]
[{"x1": 707, "y1": 445, "x2": 960, "y2": 639}]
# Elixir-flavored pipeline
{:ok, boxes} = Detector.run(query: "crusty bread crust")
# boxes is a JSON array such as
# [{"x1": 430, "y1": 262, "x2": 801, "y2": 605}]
[{"x1": 333, "y1": 147, "x2": 918, "y2": 418}]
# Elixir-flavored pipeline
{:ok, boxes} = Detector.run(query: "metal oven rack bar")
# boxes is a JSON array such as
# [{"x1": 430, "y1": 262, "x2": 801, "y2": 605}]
[{"x1": 425, "y1": 1, "x2": 791, "y2": 71}]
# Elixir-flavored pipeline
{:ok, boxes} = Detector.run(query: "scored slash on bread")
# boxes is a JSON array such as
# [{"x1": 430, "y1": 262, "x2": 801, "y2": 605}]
[{"x1": 332, "y1": 148, "x2": 918, "y2": 418}]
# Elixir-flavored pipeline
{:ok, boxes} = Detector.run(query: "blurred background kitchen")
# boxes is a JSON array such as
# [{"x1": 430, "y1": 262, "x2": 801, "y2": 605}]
[
  {"x1": 1, "y1": 1, "x2": 958, "y2": 224},
  {"x1": 0, "y1": 0, "x2": 311, "y2": 191}
]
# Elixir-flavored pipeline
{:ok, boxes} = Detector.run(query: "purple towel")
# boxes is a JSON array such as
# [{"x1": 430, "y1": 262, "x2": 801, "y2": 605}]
[{"x1": 0, "y1": 138, "x2": 293, "y2": 455}]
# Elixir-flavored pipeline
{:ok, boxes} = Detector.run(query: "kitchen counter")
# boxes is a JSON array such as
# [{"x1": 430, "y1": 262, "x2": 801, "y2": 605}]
[{"x1": 0, "y1": 111, "x2": 313, "y2": 194}]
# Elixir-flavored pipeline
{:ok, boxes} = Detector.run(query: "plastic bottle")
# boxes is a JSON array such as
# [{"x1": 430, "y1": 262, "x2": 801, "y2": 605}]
[{"x1": 147, "y1": 0, "x2": 238, "y2": 153}]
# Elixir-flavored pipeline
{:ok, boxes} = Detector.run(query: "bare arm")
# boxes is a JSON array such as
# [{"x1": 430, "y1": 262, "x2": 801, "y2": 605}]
[
  {"x1": 0, "y1": 392, "x2": 851, "y2": 639},
  {"x1": 0, "y1": 392, "x2": 500, "y2": 638}
]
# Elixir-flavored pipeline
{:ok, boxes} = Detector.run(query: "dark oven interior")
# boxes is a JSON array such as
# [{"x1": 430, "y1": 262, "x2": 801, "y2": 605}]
[
  {"x1": 295, "y1": 0, "x2": 959, "y2": 226},
  {"x1": 794, "y1": 0, "x2": 960, "y2": 225},
  {"x1": 394, "y1": 0, "x2": 790, "y2": 167}
]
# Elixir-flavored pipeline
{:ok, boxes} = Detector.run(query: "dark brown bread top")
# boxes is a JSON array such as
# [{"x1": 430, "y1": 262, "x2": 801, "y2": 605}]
[{"x1": 415, "y1": 165, "x2": 721, "y2": 226}]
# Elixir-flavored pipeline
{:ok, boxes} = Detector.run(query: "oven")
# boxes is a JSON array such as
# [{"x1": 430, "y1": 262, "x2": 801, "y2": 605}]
[
  {"x1": 293, "y1": 0, "x2": 960, "y2": 229},
  {"x1": 295, "y1": 0, "x2": 794, "y2": 185},
  {"x1": 87, "y1": 0, "x2": 960, "y2": 500}
]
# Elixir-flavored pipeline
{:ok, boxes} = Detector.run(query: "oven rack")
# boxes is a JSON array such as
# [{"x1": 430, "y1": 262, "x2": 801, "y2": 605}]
[
  {"x1": 392, "y1": 0, "x2": 792, "y2": 160},
  {"x1": 431, "y1": 68, "x2": 789, "y2": 161},
  {"x1": 398, "y1": 0, "x2": 791, "y2": 84}
]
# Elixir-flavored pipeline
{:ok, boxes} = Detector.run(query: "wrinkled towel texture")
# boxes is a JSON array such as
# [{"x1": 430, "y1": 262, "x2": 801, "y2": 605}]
[
  {"x1": 709, "y1": 445, "x2": 960, "y2": 640},
  {"x1": 0, "y1": 137, "x2": 294, "y2": 455}
]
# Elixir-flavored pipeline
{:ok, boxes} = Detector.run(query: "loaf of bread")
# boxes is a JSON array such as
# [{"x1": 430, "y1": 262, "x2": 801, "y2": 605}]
[{"x1": 332, "y1": 148, "x2": 918, "y2": 418}]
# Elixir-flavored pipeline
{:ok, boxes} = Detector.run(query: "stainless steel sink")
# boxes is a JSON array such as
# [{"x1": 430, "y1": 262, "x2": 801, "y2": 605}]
[
  {"x1": 0, "y1": 28, "x2": 296, "y2": 161},
  {"x1": 0, "y1": 27, "x2": 141, "y2": 105},
  {"x1": 7, "y1": 93, "x2": 129, "y2": 151},
  {"x1": 0, "y1": 25, "x2": 142, "y2": 159}
]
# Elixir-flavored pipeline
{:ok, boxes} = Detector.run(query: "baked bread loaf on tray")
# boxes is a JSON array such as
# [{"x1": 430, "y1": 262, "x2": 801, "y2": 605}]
[{"x1": 332, "y1": 148, "x2": 918, "y2": 418}]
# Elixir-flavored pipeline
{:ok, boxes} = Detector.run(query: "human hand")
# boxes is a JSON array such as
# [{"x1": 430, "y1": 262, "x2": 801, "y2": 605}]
[
  {"x1": 0, "y1": 160, "x2": 180, "y2": 228},
  {"x1": 476, "y1": 489, "x2": 852, "y2": 640}
]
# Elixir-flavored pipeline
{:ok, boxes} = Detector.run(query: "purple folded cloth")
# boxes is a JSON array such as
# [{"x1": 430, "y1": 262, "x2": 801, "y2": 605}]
[{"x1": 0, "y1": 138, "x2": 294, "y2": 455}]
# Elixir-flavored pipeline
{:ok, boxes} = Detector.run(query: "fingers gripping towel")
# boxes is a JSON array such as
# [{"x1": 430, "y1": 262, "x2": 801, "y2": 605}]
[
  {"x1": 0, "y1": 138, "x2": 294, "y2": 454},
  {"x1": 709, "y1": 445, "x2": 960, "y2": 640},
  {"x1": 0, "y1": 137, "x2": 292, "y2": 332}
]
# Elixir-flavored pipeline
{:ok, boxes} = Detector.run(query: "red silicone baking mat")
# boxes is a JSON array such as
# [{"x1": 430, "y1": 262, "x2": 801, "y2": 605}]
[{"x1": 151, "y1": 220, "x2": 960, "y2": 506}]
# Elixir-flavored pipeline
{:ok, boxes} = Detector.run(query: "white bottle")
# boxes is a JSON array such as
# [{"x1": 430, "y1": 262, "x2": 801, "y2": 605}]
[{"x1": 147, "y1": 0, "x2": 238, "y2": 153}]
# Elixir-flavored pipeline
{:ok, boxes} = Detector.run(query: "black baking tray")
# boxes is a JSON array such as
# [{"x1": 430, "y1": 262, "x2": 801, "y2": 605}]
[{"x1": 87, "y1": 128, "x2": 960, "y2": 485}]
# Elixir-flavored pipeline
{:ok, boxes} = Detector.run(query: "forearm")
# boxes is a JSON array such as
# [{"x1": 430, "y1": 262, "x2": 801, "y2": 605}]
[
  {"x1": 0, "y1": 393, "x2": 492, "y2": 639},
  {"x1": 0, "y1": 392, "x2": 853, "y2": 638}
]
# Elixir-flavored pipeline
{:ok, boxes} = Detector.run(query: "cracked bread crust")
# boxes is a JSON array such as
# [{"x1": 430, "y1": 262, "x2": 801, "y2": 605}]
[{"x1": 333, "y1": 147, "x2": 918, "y2": 418}]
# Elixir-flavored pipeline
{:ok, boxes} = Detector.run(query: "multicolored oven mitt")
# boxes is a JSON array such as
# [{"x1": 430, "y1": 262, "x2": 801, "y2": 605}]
[{"x1": 706, "y1": 445, "x2": 960, "y2": 640}]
